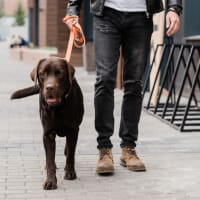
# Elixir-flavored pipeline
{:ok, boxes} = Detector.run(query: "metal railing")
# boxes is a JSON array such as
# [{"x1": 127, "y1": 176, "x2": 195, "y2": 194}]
[{"x1": 143, "y1": 44, "x2": 200, "y2": 132}]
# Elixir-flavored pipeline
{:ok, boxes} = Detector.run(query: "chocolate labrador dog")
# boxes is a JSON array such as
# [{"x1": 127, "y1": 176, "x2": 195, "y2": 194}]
[{"x1": 11, "y1": 57, "x2": 84, "y2": 190}]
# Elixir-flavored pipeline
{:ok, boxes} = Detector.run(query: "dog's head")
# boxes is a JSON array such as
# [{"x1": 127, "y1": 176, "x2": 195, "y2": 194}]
[{"x1": 31, "y1": 57, "x2": 75, "y2": 106}]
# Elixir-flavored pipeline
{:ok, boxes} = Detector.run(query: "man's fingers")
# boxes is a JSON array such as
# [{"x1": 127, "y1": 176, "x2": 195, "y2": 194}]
[
  {"x1": 166, "y1": 11, "x2": 180, "y2": 36},
  {"x1": 63, "y1": 15, "x2": 79, "y2": 30},
  {"x1": 166, "y1": 16, "x2": 170, "y2": 29},
  {"x1": 167, "y1": 20, "x2": 180, "y2": 36}
]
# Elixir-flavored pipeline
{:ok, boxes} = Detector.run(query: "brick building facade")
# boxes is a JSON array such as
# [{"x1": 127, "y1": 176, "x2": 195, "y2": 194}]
[{"x1": 28, "y1": 0, "x2": 82, "y2": 66}]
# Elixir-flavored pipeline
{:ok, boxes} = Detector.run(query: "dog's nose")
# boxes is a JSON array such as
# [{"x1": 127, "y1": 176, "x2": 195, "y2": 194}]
[{"x1": 46, "y1": 83, "x2": 54, "y2": 91}]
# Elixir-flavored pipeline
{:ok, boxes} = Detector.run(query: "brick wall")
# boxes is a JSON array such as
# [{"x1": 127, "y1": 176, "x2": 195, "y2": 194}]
[
  {"x1": 27, "y1": 0, "x2": 82, "y2": 66},
  {"x1": 46, "y1": 0, "x2": 58, "y2": 47},
  {"x1": 39, "y1": 0, "x2": 47, "y2": 47},
  {"x1": 38, "y1": 0, "x2": 82, "y2": 66}
]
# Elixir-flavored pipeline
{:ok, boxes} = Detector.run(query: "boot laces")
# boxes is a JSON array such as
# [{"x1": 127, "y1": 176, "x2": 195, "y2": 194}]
[
  {"x1": 99, "y1": 148, "x2": 111, "y2": 159},
  {"x1": 125, "y1": 147, "x2": 139, "y2": 159}
]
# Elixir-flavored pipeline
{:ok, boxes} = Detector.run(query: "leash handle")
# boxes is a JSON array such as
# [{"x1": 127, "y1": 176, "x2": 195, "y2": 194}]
[{"x1": 63, "y1": 16, "x2": 85, "y2": 62}]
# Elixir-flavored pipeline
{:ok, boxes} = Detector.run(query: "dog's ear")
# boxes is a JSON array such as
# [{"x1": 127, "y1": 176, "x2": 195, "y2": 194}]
[
  {"x1": 30, "y1": 67, "x2": 37, "y2": 82},
  {"x1": 30, "y1": 58, "x2": 46, "y2": 86},
  {"x1": 67, "y1": 62, "x2": 75, "y2": 85}
]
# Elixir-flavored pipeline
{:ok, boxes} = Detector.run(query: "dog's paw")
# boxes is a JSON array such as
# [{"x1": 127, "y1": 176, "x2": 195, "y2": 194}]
[
  {"x1": 64, "y1": 170, "x2": 77, "y2": 180},
  {"x1": 43, "y1": 177, "x2": 57, "y2": 190}
]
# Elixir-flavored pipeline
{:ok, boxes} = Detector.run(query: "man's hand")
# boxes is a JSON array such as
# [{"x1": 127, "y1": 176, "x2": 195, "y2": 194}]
[
  {"x1": 63, "y1": 15, "x2": 85, "y2": 48},
  {"x1": 63, "y1": 15, "x2": 79, "y2": 31},
  {"x1": 166, "y1": 11, "x2": 181, "y2": 36}
]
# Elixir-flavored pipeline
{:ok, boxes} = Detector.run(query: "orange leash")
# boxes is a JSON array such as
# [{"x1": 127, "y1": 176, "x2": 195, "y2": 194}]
[{"x1": 63, "y1": 16, "x2": 85, "y2": 62}]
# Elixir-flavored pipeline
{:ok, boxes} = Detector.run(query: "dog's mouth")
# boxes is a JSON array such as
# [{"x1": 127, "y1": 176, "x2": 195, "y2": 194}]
[{"x1": 45, "y1": 94, "x2": 61, "y2": 106}]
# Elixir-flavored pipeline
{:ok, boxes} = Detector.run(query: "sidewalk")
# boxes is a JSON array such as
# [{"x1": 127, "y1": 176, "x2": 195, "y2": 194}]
[{"x1": 1, "y1": 41, "x2": 200, "y2": 200}]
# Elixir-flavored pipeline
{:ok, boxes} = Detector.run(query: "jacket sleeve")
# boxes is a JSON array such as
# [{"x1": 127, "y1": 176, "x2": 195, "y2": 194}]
[
  {"x1": 167, "y1": 0, "x2": 183, "y2": 15},
  {"x1": 66, "y1": 0, "x2": 83, "y2": 16},
  {"x1": 167, "y1": 0, "x2": 182, "y2": 12}
]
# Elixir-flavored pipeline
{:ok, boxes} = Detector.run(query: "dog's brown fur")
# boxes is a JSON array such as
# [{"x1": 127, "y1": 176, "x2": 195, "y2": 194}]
[{"x1": 11, "y1": 58, "x2": 84, "y2": 190}]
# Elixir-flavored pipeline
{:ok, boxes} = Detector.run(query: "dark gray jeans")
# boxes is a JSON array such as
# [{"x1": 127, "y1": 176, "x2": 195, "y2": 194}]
[{"x1": 94, "y1": 7, "x2": 153, "y2": 149}]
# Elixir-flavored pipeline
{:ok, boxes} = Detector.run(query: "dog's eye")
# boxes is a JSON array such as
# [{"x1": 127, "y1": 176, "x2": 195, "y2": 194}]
[{"x1": 55, "y1": 70, "x2": 64, "y2": 78}]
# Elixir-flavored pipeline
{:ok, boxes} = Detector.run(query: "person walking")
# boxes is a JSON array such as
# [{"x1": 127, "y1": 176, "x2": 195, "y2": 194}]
[{"x1": 64, "y1": 0, "x2": 182, "y2": 174}]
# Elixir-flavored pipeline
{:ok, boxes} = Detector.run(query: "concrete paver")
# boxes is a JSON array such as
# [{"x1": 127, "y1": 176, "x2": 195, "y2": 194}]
[{"x1": 1, "y1": 41, "x2": 200, "y2": 199}]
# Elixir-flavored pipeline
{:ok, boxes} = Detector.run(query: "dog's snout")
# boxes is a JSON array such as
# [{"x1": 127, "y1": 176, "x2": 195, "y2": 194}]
[{"x1": 46, "y1": 83, "x2": 54, "y2": 91}]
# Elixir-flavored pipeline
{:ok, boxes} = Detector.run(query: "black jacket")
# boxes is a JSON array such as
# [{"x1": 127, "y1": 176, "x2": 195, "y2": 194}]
[{"x1": 67, "y1": 0, "x2": 182, "y2": 16}]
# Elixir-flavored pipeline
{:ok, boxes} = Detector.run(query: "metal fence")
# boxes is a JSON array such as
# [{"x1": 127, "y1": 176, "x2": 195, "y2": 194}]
[{"x1": 143, "y1": 44, "x2": 200, "y2": 132}]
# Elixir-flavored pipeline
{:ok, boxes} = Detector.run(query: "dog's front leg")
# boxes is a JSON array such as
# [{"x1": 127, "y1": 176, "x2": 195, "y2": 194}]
[
  {"x1": 43, "y1": 134, "x2": 57, "y2": 190},
  {"x1": 64, "y1": 129, "x2": 78, "y2": 180}
]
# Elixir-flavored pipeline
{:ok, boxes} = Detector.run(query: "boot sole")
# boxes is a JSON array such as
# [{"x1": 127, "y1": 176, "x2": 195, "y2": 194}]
[
  {"x1": 120, "y1": 160, "x2": 146, "y2": 172},
  {"x1": 96, "y1": 168, "x2": 114, "y2": 174}
]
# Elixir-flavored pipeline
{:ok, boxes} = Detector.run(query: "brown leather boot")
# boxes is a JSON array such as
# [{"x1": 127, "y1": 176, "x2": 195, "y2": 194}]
[
  {"x1": 96, "y1": 148, "x2": 114, "y2": 174},
  {"x1": 120, "y1": 147, "x2": 146, "y2": 171}
]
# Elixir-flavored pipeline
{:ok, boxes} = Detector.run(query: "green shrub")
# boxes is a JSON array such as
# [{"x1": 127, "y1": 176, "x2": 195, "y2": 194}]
[
  {"x1": 15, "y1": 2, "x2": 25, "y2": 26},
  {"x1": 0, "y1": 9, "x2": 4, "y2": 18}
]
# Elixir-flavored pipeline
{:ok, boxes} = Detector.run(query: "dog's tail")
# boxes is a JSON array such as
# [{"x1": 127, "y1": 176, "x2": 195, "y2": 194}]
[{"x1": 11, "y1": 85, "x2": 39, "y2": 99}]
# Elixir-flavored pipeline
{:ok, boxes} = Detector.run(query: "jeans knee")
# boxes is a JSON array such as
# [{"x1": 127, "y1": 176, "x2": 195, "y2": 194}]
[
  {"x1": 124, "y1": 81, "x2": 143, "y2": 97},
  {"x1": 95, "y1": 77, "x2": 115, "y2": 95}
]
